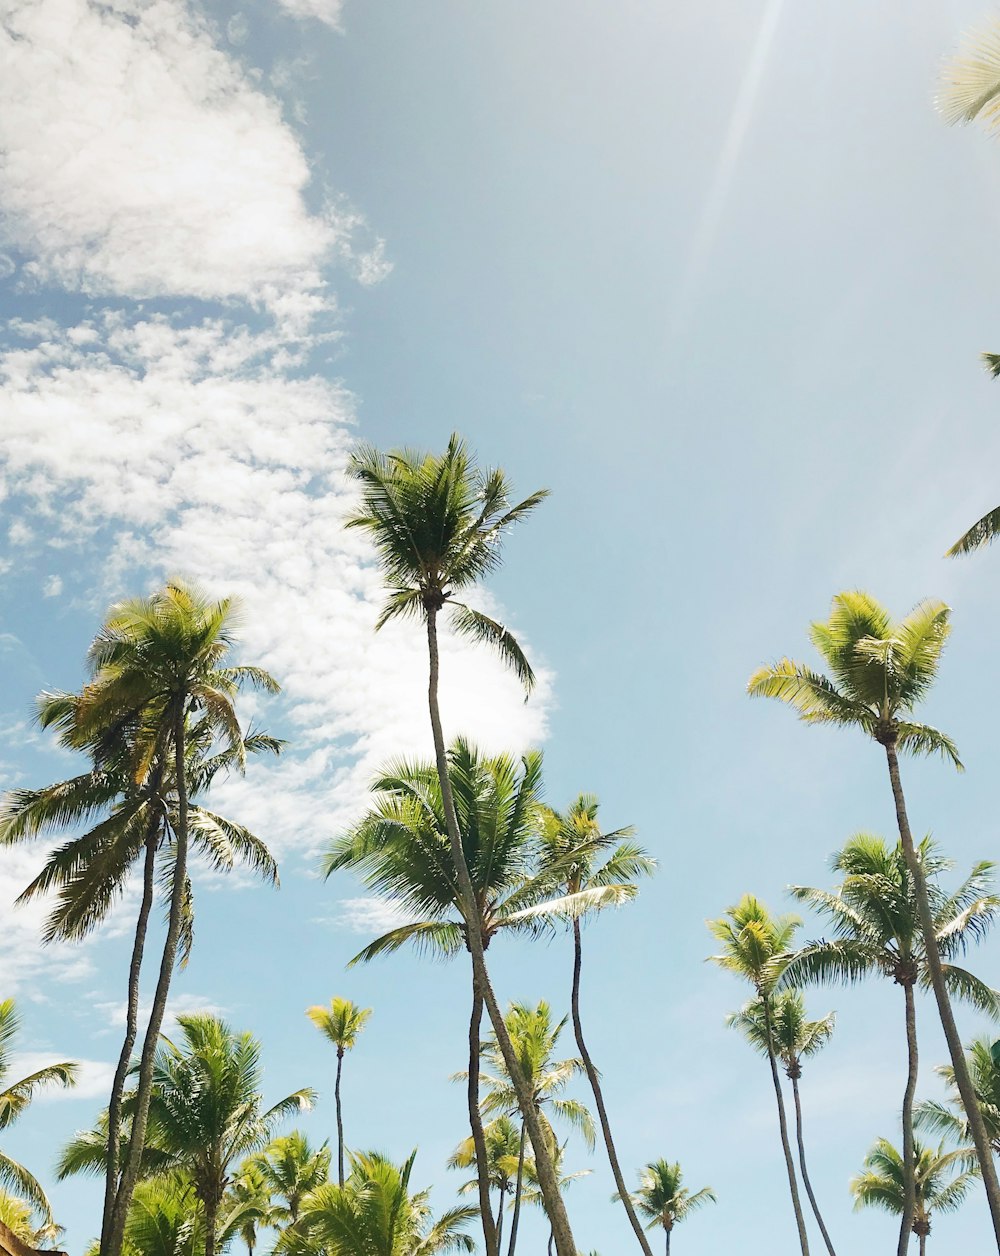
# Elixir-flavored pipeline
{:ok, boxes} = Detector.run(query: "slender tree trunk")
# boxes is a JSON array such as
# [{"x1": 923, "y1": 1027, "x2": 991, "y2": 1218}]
[
  {"x1": 100, "y1": 822, "x2": 158, "y2": 1251},
  {"x1": 884, "y1": 742, "x2": 1000, "y2": 1248},
  {"x1": 789, "y1": 1071, "x2": 837, "y2": 1256},
  {"x1": 761, "y1": 998, "x2": 810, "y2": 1255},
  {"x1": 106, "y1": 705, "x2": 191, "y2": 1256},
  {"x1": 664, "y1": 1227, "x2": 670, "y2": 1256},
  {"x1": 506, "y1": 1121, "x2": 527, "y2": 1256},
  {"x1": 547, "y1": 1230, "x2": 554, "y2": 1256},
  {"x1": 425, "y1": 608, "x2": 577, "y2": 1256},
  {"x1": 919, "y1": 1233, "x2": 926, "y2": 1256},
  {"x1": 204, "y1": 1195, "x2": 218, "y2": 1256},
  {"x1": 496, "y1": 1182, "x2": 506, "y2": 1252},
  {"x1": 335, "y1": 1048, "x2": 345, "y2": 1188},
  {"x1": 469, "y1": 976, "x2": 499, "y2": 1256},
  {"x1": 898, "y1": 980, "x2": 918, "y2": 1256},
  {"x1": 571, "y1": 918, "x2": 652, "y2": 1256}
]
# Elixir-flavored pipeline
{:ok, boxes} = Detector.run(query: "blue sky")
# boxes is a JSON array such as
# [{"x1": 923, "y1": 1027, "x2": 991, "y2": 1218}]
[{"x1": 3, "y1": 0, "x2": 1000, "y2": 1252}]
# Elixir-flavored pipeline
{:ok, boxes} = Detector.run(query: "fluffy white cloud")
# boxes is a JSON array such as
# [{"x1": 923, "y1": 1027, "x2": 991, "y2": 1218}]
[
  {"x1": 0, "y1": 0, "x2": 377, "y2": 323},
  {"x1": 275, "y1": 0, "x2": 345, "y2": 30},
  {"x1": 325, "y1": 898, "x2": 418, "y2": 934}
]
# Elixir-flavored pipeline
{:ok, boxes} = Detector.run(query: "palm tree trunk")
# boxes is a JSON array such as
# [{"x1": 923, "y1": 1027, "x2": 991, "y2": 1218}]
[
  {"x1": 469, "y1": 976, "x2": 499, "y2": 1256},
  {"x1": 506, "y1": 1121, "x2": 527, "y2": 1256},
  {"x1": 898, "y1": 980, "x2": 918, "y2": 1256},
  {"x1": 761, "y1": 998, "x2": 811, "y2": 1255},
  {"x1": 425, "y1": 607, "x2": 577, "y2": 1256},
  {"x1": 100, "y1": 823, "x2": 158, "y2": 1252},
  {"x1": 335, "y1": 1048, "x2": 345, "y2": 1188},
  {"x1": 204, "y1": 1195, "x2": 218, "y2": 1256},
  {"x1": 495, "y1": 1182, "x2": 506, "y2": 1252},
  {"x1": 664, "y1": 1227, "x2": 670, "y2": 1256},
  {"x1": 571, "y1": 918, "x2": 653, "y2": 1256},
  {"x1": 884, "y1": 741, "x2": 1000, "y2": 1247},
  {"x1": 106, "y1": 705, "x2": 191, "y2": 1256},
  {"x1": 919, "y1": 1233, "x2": 926, "y2": 1256},
  {"x1": 790, "y1": 1072, "x2": 837, "y2": 1256}
]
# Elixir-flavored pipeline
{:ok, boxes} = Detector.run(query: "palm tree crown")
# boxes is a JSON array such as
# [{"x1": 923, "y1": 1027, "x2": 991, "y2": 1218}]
[
  {"x1": 851, "y1": 1138, "x2": 978, "y2": 1237},
  {"x1": 307, "y1": 999, "x2": 372, "y2": 1056},
  {"x1": 917, "y1": 1037, "x2": 1000, "y2": 1152},
  {"x1": 623, "y1": 1160, "x2": 716, "y2": 1238},
  {"x1": 727, "y1": 992, "x2": 834, "y2": 1080}
]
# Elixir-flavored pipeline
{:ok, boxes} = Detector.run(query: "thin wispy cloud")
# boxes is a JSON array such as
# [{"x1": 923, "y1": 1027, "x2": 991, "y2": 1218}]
[{"x1": 275, "y1": 0, "x2": 346, "y2": 32}]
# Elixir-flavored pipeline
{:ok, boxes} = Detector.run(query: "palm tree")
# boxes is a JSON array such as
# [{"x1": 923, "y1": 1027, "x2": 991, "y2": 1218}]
[
  {"x1": 536, "y1": 795, "x2": 656, "y2": 1255},
  {"x1": 346, "y1": 436, "x2": 576, "y2": 1256},
  {"x1": 747, "y1": 590, "x2": 1000, "y2": 1241},
  {"x1": 617, "y1": 1160, "x2": 716, "y2": 1256},
  {"x1": 253, "y1": 1132, "x2": 330, "y2": 1227},
  {"x1": 0, "y1": 998, "x2": 76, "y2": 1232},
  {"x1": 305, "y1": 1000, "x2": 370, "y2": 1187},
  {"x1": 708, "y1": 896, "x2": 810, "y2": 1254},
  {"x1": 277, "y1": 1149, "x2": 477, "y2": 1255},
  {"x1": 917, "y1": 1037, "x2": 1000, "y2": 1152},
  {"x1": 449, "y1": 1117, "x2": 521, "y2": 1252},
  {"x1": 728, "y1": 991, "x2": 837, "y2": 1255},
  {"x1": 852, "y1": 1137, "x2": 978, "y2": 1255},
  {"x1": 0, "y1": 1189, "x2": 63, "y2": 1250},
  {"x1": 225, "y1": 1160, "x2": 277, "y2": 1255},
  {"x1": 325, "y1": 739, "x2": 583, "y2": 1255},
  {"x1": 1, "y1": 711, "x2": 281, "y2": 1256},
  {"x1": 518, "y1": 1140, "x2": 592, "y2": 1256},
  {"x1": 472, "y1": 1001, "x2": 595, "y2": 1256},
  {"x1": 782, "y1": 833, "x2": 1000, "y2": 1253}
]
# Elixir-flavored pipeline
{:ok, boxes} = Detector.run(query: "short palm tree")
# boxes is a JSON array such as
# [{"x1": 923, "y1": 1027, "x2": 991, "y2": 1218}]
[
  {"x1": 0, "y1": 998, "x2": 76, "y2": 1231},
  {"x1": 852, "y1": 1137, "x2": 978, "y2": 1255},
  {"x1": 728, "y1": 991, "x2": 836, "y2": 1255},
  {"x1": 916, "y1": 1037, "x2": 1000, "y2": 1152},
  {"x1": 748, "y1": 590, "x2": 1000, "y2": 1240},
  {"x1": 449, "y1": 1117, "x2": 521, "y2": 1252},
  {"x1": 535, "y1": 795, "x2": 656, "y2": 1255},
  {"x1": 306, "y1": 999, "x2": 371, "y2": 1186},
  {"x1": 618, "y1": 1160, "x2": 715, "y2": 1256},
  {"x1": 783, "y1": 833, "x2": 1000, "y2": 1254},
  {"x1": 253, "y1": 1131, "x2": 331, "y2": 1225},
  {"x1": 347, "y1": 436, "x2": 575, "y2": 1256},
  {"x1": 277, "y1": 1149, "x2": 477, "y2": 1255},
  {"x1": 225, "y1": 1159, "x2": 277, "y2": 1255},
  {"x1": 708, "y1": 896, "x2": 810, "y2": 1254}
]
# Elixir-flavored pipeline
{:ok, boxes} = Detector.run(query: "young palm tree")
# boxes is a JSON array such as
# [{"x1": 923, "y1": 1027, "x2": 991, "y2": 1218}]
[
  {"x1": 852, "y1": 1137, "x2": 978, "y2": 1255},
  {"x1": 534, "y1": 795, "x2": 656, "y2": 1255},
  {"x1": 617, "y1": 1160, "x2": 716, "y2": 1256},
  {"x1": 449, "y1": 1117, "x2": 521, "y2": 1252},
  {"x1": 916, "y1": 1037, "x2": 1000, "y2": 1152},
  {"x1": 708, "y1": 896, "x2": 810, "y2": 1254},
  {"x1": 306, "y1": 1000, "x2": 371, "y2": 1186},
  {"x1": 253, "y1": 1132, "x2": 331, "y2": 1226},
  {"x1": 346, "y1": 436, "x2": 576, "y2": 1256},
  {"x1": 325, "y1": 739, "x2": 583, "y2": 1256},
  {"x1": 0, "y1": 998, "x2": 76, "y2": 1232},
  {"x1": 277, "y1": 1149, "x2": 477, "y2": 1255},
  {"x1": 782, "y1": 833, "x2": 1000, "y2": 1253},
  {"x1": 747, "y1": 590, "x2": 1000, "y2": 1241},
  {"x1": 728, "y1": 991, "x2": 837, "y2": 1255}
]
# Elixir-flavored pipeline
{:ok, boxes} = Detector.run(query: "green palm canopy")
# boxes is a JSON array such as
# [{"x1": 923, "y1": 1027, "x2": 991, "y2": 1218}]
[{"x1": 619, "y1": 1160, "x2": 715, "y2": 1255}]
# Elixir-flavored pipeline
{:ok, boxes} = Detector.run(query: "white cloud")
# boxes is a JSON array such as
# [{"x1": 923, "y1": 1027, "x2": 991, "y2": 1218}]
[
  {"x1": 275, "y1": 0, "x2": 345, "y2": 31},
  {"x1": 91, "y1": 992, "x2": 228, "y2": 1037},
  {"x1": 42, "y1": 574, "x2": 63, "y2": 598},
  {"x1": 7, "y1": 1052, "x2": 115, "y2": 1101},
  {"x1": 327, "y1": 898, "x2": 418, "y2": 934},
  {"x1": 0, "y1": 0, "x2": 375, "y2": 325}
]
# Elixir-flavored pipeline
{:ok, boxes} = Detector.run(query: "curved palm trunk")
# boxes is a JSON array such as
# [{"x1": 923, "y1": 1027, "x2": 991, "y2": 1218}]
[
  {"x1": 506, "y1": 1120, "x2": 527, "y2": 1256},
  {"x1": 100, "y1": 823, "x2": 158, "y2": 1251},
  {"x1": 571, "y1": 918, "x2": 653, "y2": 1256},
  {"x1": 898, "y1": 980, "x2": 918, "y2": 1256},
  {"x1": 789, "y1": 1071, "x2": 837, "y2": 1256},
  {"x1": 495, "y1": 1181, "x2": 506, "y2": 1252},
  {"x1": 469, "y1": 977, "x2": 499, "y2": 1256},
  {"x1": 335, "y1": 1048, "x2": 346, "y2": 1188},
  {"x1": 107, "y1": 706, "x2": 191, "y2": 1256},
  {"x1": 425, "y1": 608, "x2": 577, "y2": 1256},
  {"x1": 885, "y1": 742, "x2": 1000, "y2": 1247},
  {"x1": 761, "y1": 998, "x2": 810, "y2": 1256}
]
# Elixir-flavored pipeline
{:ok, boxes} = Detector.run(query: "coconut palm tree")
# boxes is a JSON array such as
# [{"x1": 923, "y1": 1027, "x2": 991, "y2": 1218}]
[
  {"x1": 852, "y1": 1137, "x2": 978, "y2": 1255},
  {"x1": 617, "y1": 1160, "x2": 716, "y2": 1256},
  {"x1": 728, "y1": 991, "x2": 837, "y2": 1255},
  {"x1": 782, "y1": 833, "x2": 1000, "y2": 1253},
  {"x1": 346, "y1": 436, "x2": 575, "y2": 1256},
  {"x1": 449, "y1": 1117, "x2": 521, "y2": 1252},
  {"x1": 277, "y1": 1149, "x2": 477, "y2": 1255},
  {"x1": 0, "y1": 998, "x2": 76, "y2": 1232},
  {"x1": 253, "y1": 1132, "x2": 331, "y2": 1226},
  {"x1": 916, "y1": 1037, "x2": 1000, "y2": 1152},
  {"x1": 325, "y1": 739, "x2": 583, "y2": 1255},
  {"x1": 305, "y1": 1000, "x2": 370, "y2": 1187},
  {"x1": 535, "y1": 795, "x2": 656, "y2": 1255},
  {"x1": 518, "y1": 1140, "x2": 592, "y2": 1256},
  {"x1": 225, "y1": 1160, "x2": 277, "y2": 1256},
  {"x1": 747, "y1": 591, "x2": 1000, "y2": 1241},
  {"x1": 708, "y1": 896, "x2": 810, "y2": 1254}
]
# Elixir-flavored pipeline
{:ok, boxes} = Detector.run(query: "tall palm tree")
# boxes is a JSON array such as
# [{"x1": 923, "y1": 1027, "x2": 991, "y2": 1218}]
[
  {"x1": 346, "y1": 436, "x2": 576, "y2": 1256},
  {"x1": 536, "y1": 795, "x2": 656, "y2": 1255},
  {"x1": 306, "y1": 1000, "x2": 371, "y2": 1187},
  {"x1": 747, "y1": 590, "x2": 1000, "y2": 1242},
  {"x1": 707, "y1": 896, "x2": 810, "y2": 1254},
  {"x1": 1, "y1": 711, "x2": 280, "y2": 1256},
  {"x1": 0, "y1": 999, "x2": 76, "y2": 1232},
  {"x1": 277, "y1": 1149, "x2": 477, "y2": 1255},
  {"x1": 253, "y1": 1132, "x2": 331, "y2": 1226},
  {"x1": 449, "y1": 1117, "x2": 521, "y2": 1252},
  {"x1": 617, "y1": 1160, "x2": 716, "y2": 1256},
  {"x1": 325, "y1": 739, "x2": 582, "y2": 1256},
  {"x1": 782, "y1": 833, "x2": 1000, "y2": 1253},
  {"x1": 852, "y1": 1137, "x2": 978, "y2": 1255},
  {"x1": 916, "y1": 1037, "x2": 1000, "y2": 1152},
  {"x1": 472, "y1": 1001, "x2": 595, "y2": 1256},
  {"x1": 727, "y1": 991, "x2": 837, "y2": 1255}
]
